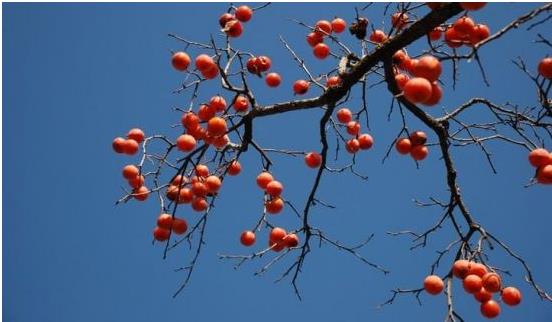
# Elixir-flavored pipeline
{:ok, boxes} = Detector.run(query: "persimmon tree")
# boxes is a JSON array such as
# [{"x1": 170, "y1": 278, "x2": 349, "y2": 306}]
[{"x1": 112, "y1": 2, "x2": 552, "y2": 321}]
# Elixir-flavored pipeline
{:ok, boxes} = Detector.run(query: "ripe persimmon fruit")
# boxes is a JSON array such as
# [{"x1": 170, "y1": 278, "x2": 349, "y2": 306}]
[
  {"x1": 256, "y1": 171, "x2": 274, "y2": 189},
  {"x1": 469, "y1": 24, "x2": 490, "y2": 45},
  {"x1": 219, "y1": 13, "x2": 235, "y2": 28},
  {"x1": 240, "y1": 230, "x2": 256, "y2": 246},
  {"x1": 171, "y1": 52, "x2": 191, "y2": 71},
  {"x1": 474, "y1": 288, "x2": 493, "y2": 303},
  {"x1": 404, "y1": 58, "x2": 418, "y2": 74},
  {"x1": 411, "y1": 145, "x2": 429, "y2": 160},
  {"x1": 305, "y1": 152, "x2": 322, "y2": 168},
  {"x1": 423, "y1": 82, "x2": 442, "y2": 106},
  {"x1": 246, "y1": 56, "x2": 259, "y2": 74},
  {"x1": 235, "y1": 5, "x2": 252, "y2": 22},
  {"x1": 127, "y1": 128, "x2": 145, "y2": 143},
  {"x1": 213, "y1": 134, "x2": 229, "y2": 149},
  {"x1": 123, "y1": 139, "x2": 140, "y2": 155},
  {"x1": 191, "y1": 197, "x2": 208, "y2": 212},
  {"x1": 468, "y1": 262, "x2": 488, "y2": 277},
  {"x1": 358, "y1": 134, "x2": 374, "y2": 150},
  {"x1": 336, "y1": 108, "x2": 353, "y2": 123},
  {"x1": 392, "y1": 50, "x2": 408, "y2": 66},
  {"x1": 265, "y1": 72, "x2": 282, "y2": 87},
  {"x1": 452, "y1": 259, "x2": 471, "y2": 279},
  {"x1": 423, "y1": 275, "x2": 444, "y2": 295},
  {"x1": 306, "y1": 32, "x2": 324, "y2": 47},
  {"x1": 234, "y1": 95, "x2": 249, "y2": 112},
  {"x1": 112, "y1": 137, "x2": 126, "y2": 153},
  {"x1": 256, "y1": 56, "x2": 272, "y2": 72},
  {"x1": 195, "y1": 54, "x2": 215, "y2": 71},
  {"x1": 195, "y1": 164, "x2": 209, "y2": 177},
  {"x1": 480, "y1": 300, "x2": 501, "y2": 319},
  {"x1": 178, "y1": 188, "x2": 194, "y2": 204},
  {"x1": 293, "y1": 80, "x2": 310, "y2": 95},
  {"x1": 266, "y1": 197, "x2": 284, "y2": 214},
  {"x1": 346, "y1": 121, "x2": 361, "y2": 136},
  {"x1": 445, "y1": 27, "x2": 464, "y2": 48},
  {"x1": 181, "y1": 112, "x2": 200, "y2": 129},
  {"x1": 313, "y1": 43, "x2": 330, "y2": 59},
  {"x1": 172, "y1": 218, "x2": 188, "y2": 235},
  {"x1": 395, "y1": 138, "x2": 412, "y2": 154},
  {"x1": 204, "y1": 175, "x2": 222, "y2": 193},
  {"x1": 410, "y1": 131, "x2": 427, "y2": 145},
  {"x1": 157, "y1": 214, "x2": 173, "y2": 230},
  {"x1": 187, "y1": 125, "x2": 206, "y2": 141},
  {"x1": 133, "y1": 186, "x2": 149, "y2": 201},
  {"x1": 331, "y1": 18, "x2": 346, "y2": 33},
  {"x1": 412, "y1": 55, "x2": 442, "y2": 82},
  {"x1": 269, "y1": 240, "x2": 286, "y2": 252},
  {"x1": 266, "y1": 180, "x2": 283, "y2": 197},
  {"x1": 198, "y1": 104, "x2": 216, "y2": 121},
  {"x1": 207, "y1": 116, "x2": 227, "y2": 137},
  {"x1": 538, "y1": 57, "x2": 552, "y2": 79},
  {"x1": 463, "y1": 274, "x2": 483, "y2": 293},
  {"x1": 395, "y1": 73, "x2": 409, "y2": 90},
  {"x1": 528, "y1": 148, "x2": 550, "y2": 167},
  {"x1": 269, "y1": 227, "x2": 287, "y2": 243},
  {"x1": 223, "y1": 19, "x2": 243, "y2": 38},
  {"x1": 501, "y1": 286, "x2": 521, "y2": 306},
  {"x1": 315, "y1": 20, "x2": 332, "y2": 35},
  {"x1": 537, "y1": 164, "x2": 552, "y2": 184},
  {"x1": 209, "y1": 95, "x2": 227, "y2": 112},
  {"x1": 166, "y1": 185, "x2": 179, "y2": 201},
  {"x1": 153, "y1": 227, "x2": 170, "y2": 241},
  {"x1": 227, "y1": 160, "x2": 241, "y2": 176},
  {"x1": 201, "y1": 64, "x2": 219, "y2": 79},
  {"x1": 191, "y1": 181, "x2": 208, "y2": 197},
  {"x1": 403, "y1": 77, "x2": 433, "y2": 103},
  {"x1": 453, "y1": 16, "x2": 476, "y2": 35},
  {"x1": 346, "y1": 139, "x2": 360, "y2": 154},
  {"x1": 369, "y1": 29, "x2": 387, "y2": 43},
  {"x1": 128, "y1": 175, "x2": 145, "y2": 189},
  {"x1": 123, "y1": 165, "x2": 140, "y2": 179},
  {"x1": 482, "y1": 272, "x2": 502, "y2": 293},
  {"x1": 176, "y1": 134, "x2": 196, "y2": 152},
  {"x1": 284, "y1": 233, "x2": 300, "y2": 247}
]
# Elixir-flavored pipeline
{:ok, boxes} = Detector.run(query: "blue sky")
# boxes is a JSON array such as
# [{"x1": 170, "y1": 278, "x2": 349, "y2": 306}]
[{"x1": 3, "y1": 2, "x2": 552, "y2": 322}]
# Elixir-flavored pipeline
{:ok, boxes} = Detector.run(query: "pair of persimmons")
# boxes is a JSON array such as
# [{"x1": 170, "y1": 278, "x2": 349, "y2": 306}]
[{"x1": 528, "y1": 148, "x2": 552, "y2": 184}]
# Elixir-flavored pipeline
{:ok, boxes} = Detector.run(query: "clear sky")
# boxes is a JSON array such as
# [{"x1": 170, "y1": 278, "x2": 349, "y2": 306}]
[{"x1": 3, "y1": 2, "x2": 552, "y2": 322}]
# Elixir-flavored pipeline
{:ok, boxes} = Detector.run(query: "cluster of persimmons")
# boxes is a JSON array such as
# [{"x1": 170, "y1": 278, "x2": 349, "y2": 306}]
[
  {"x1": 335, "y1": 107, "x2": 374, "y2": 154},
  {"x1": 304, "y1": 18, "x2": 346, "y2": 60},
  {"x1": 389, "y1": 3, "x2": 490, "y2": 108},
  {"x1": 114, "y1": 129, "x2": 150, "y2": 201},
  {"x1": 240, "y1": 172, "x2": 299, "y2": 251},
  {"x1": 424, "y1": 260, "x2": 522, "y2": 319},
  {"x1": 395, "y1": 131, "x2": 429, "y2": 161}
]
